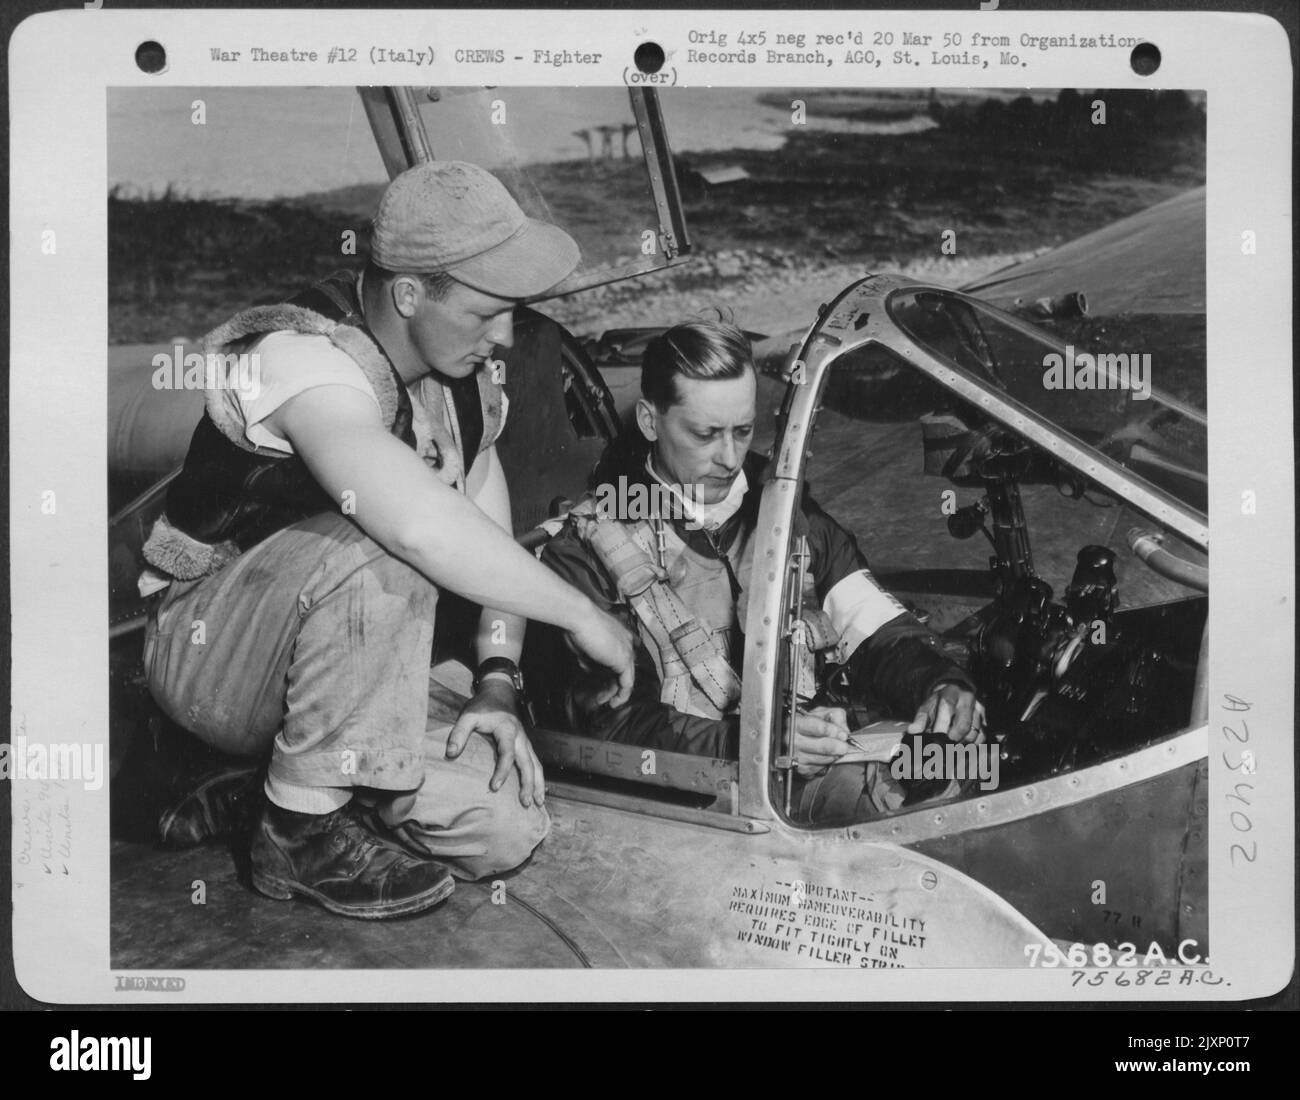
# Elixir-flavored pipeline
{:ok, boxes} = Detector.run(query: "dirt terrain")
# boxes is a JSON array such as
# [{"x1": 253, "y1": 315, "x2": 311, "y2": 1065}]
[{"x1": 109, "y1": 90, "x2": 1204, "y2": 346}]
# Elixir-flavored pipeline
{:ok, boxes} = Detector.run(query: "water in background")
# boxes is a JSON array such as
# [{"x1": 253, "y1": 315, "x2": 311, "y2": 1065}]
[{"x1": 108, "y1": 86, "x2": 947, "y2": 201}]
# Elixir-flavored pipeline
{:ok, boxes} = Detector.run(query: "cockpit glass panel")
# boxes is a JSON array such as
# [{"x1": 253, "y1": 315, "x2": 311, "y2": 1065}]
[
  {"x1": 887, "y1": 289, "x2": 1207, "y2": 513},
  {"x1": 776, "y1": 332, "x2": 1206, "y2": 823},
  {"x1": 417, "y1": 88, "x2": 670, "y2": 290}
]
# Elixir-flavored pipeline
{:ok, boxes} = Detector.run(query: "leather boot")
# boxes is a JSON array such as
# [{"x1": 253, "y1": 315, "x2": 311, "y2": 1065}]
[
  {"x1": 158, "y1": 765, "x2": 261, "y2": 849},
  {"x1": 250, "y1": 799, "x2": 454, "y2": 919}
]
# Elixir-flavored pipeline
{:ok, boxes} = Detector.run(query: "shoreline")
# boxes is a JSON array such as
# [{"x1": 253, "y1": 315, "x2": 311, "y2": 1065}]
[{"x1": 110, "y1": 96, "x2": 1204, "y2": 346}]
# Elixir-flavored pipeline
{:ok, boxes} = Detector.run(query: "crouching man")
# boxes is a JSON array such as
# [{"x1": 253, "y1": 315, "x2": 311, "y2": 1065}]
[
  {"x1": 141, "y1": 162, "x2": 634, "y2": 918},
  {"x1": 530, "y1": 320, "x2": 982, "y2": 823}
]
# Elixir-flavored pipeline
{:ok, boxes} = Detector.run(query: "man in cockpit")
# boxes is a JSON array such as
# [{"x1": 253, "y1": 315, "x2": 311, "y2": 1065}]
[{"x1": 530, "y1": 319, "x2": 984, "y2": 822}]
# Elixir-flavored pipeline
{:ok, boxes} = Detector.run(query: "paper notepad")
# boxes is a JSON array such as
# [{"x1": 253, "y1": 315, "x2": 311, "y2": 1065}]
[{"x1": 834, "y1": 719, "x2": 911, "y2": 765}]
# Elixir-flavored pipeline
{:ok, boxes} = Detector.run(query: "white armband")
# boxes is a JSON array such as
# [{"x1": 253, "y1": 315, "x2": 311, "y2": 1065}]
[{"x1": 823, "y1": 570, "x2": 909, "y2": 664}]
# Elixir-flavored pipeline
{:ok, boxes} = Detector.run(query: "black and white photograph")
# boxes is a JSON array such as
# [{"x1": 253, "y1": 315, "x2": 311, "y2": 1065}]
[
  {"x1": 104, "y1": 80, "x2": 1213, "y2": 971},
  {"x1": 4, "y1": 5, "x2": 1292, "y2": 1011}
]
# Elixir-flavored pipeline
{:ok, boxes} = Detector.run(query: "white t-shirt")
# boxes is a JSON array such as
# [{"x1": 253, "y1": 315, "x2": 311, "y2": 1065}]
[
  {"x1": 221, "y1": 330, "x2": 381, "y2": 453},
  {"x1": 215, "y1": 329, "x2": 506, "y2": 471},
  {"x1": 140, "y1": 330, "x2": 506, "y2": 598}
]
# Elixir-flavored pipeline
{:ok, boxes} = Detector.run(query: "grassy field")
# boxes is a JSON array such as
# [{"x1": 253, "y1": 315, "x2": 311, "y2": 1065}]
[{"x1": 109, "y1": 90, "x2": 1204, "y2": 345}]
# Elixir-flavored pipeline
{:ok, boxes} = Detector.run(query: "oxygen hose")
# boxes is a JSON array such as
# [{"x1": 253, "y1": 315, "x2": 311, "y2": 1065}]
[{"x1": 1126, "y1": 528, "x2": 1208, "y2": 592}]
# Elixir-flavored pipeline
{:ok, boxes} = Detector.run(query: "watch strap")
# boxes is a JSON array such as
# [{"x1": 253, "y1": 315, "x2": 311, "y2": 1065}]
[{"x1": 474, "y1": 656, "x2": 524, "y2": 694}]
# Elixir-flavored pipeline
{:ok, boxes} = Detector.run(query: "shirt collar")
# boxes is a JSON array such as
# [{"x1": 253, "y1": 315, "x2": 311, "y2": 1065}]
[{"x1": 645, "y1": 455, "x2": 749, "y2": 532}]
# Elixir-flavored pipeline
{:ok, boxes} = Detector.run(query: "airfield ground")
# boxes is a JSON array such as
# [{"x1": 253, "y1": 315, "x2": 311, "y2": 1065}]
[{"x1": 109, "y1": 90, "x2": 1204, "y2": 346}]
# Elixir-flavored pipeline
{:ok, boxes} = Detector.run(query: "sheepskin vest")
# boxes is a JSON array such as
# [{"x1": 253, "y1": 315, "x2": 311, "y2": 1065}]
[{"x1": 142, "y1": 271, "x2": 503, "y2": 581}]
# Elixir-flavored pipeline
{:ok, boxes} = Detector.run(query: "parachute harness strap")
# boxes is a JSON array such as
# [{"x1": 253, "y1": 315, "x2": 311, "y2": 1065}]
[{"x1": 575, "y1": 505, "x2": 741, "y2": 716}]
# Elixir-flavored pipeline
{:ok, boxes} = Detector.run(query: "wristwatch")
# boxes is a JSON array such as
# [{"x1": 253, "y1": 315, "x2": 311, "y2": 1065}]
[{"x1": 474, "y1": 656, "x2": 525, "y2": 695}]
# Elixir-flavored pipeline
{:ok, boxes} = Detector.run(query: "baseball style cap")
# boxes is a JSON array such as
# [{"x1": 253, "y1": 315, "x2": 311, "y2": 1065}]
[{"x1": 370, "y1": 161, "x2": 580, "y2": 299}]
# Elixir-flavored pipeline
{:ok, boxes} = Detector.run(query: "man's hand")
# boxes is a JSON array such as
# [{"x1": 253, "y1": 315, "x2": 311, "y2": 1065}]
[
  {"x1": 794, "y1": 705, "x2": 852, "y2": 778},
  {"x1": 908, "y1": 681, "x2": 984, "y2": 743},
  {"x1": 447, "y1": 681, "x2": 545, "y2": 809},
  {"x1": 567, "y1": 603, "x2": 636, "y2": 708}
]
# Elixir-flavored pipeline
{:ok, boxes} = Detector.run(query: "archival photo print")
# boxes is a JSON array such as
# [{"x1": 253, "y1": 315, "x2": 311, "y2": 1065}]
[{"x1": 105, "y1": 83, "x2": 1208, "y2": 973}]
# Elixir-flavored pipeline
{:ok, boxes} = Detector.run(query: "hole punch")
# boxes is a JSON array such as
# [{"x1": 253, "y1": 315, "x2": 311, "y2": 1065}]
[
  {"x1": 135, "y1": 41, "x2": 167, "y2": 74},
  {"x1": 634, "y1": 41, "x2": 665, "y2": 74},
  {"x1": 1130, "y1": 42, "x2": 1161, "y2": 76}
]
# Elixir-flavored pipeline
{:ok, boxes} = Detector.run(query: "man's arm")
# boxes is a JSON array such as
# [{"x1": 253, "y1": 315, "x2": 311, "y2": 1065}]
[
  {"x1": 801, "y1": 490, "x2": 980, "y2": 739},
  {"x1": 467, "y1": 445, "x2": 524, "y2": 668},
  {"x1": 535, "y1": 518, "x2": 738, "y2": 759},
  {"x1": 449, "y1": 443, "x2": 542, "y2": 805},
  {"x1": 268, "y1": 386, "x2": 633, "y2": 705}
]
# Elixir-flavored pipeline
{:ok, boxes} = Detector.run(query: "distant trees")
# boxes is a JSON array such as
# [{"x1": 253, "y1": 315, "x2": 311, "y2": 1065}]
[{"x1": 929, "y1": 89, "x2": 1203, "y2": 174}]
